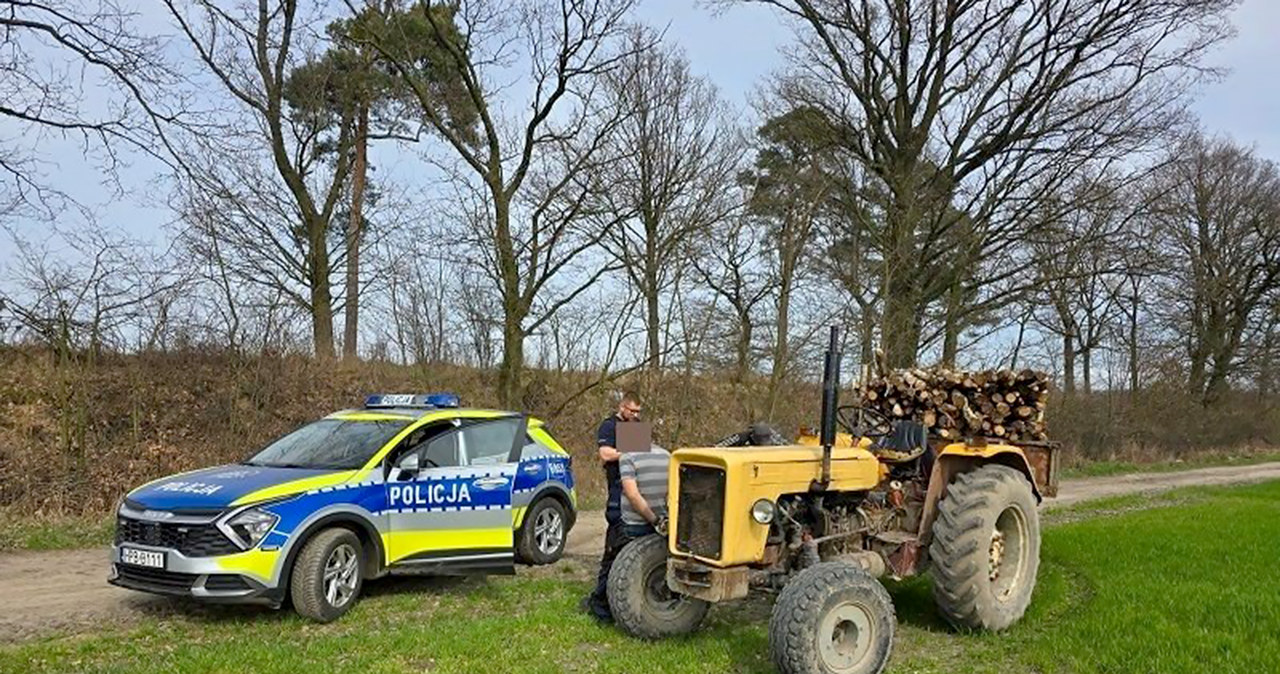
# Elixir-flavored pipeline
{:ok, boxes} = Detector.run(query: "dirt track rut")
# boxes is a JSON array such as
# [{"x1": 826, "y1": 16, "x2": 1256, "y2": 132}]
[{"x1": 4, "y1": 461, "x2": 1279, "y2": 643}]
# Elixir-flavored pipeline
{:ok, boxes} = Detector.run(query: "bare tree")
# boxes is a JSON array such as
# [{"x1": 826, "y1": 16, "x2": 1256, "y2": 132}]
[
  {"x1": 597, "y1": 27, "x2": 739, "y2": 370},
  {"x1": 355, "y1": 0, "x2": 642, "y2": 405},
  {"x1": 163, "y1": 0, "x2": 361, "y2": 359},
  {"x1": 1030, "y1": 178, "x2": 1135, "y2": 393},
  {"x1": 692, "y1": 215, "x2": 776, "y2": 383},
  {"x1": 1150, "y1": 133, "x2": 1280, "y2": 404},
  {"x1": 740, "y1": 106, "x2": 834, "y2": 412},
  {"x1": 0, "y1": 226, "x2": 187, "y2": 361},
  {"x1": 0, "y1": 1, "x2": 182, "y2": 222},
  {"x1": 737, "y1": 0, "x2": 1238, "y2": 367}
]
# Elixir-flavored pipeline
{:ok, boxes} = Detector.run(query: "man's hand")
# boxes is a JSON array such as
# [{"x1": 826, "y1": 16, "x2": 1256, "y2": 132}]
[{"x1": 653, "y1": 515, "x2": 668, "y2": 536}]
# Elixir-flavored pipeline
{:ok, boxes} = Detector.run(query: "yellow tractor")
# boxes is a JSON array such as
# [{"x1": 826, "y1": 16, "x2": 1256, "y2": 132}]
[{"x1": 608, "y1": 328, "x2": 1058, "y2": 674}]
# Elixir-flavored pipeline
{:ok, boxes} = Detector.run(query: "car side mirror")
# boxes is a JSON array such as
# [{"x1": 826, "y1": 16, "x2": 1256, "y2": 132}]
[{"x1": 394, "y1": 452, "x2": 420, "y2": 479}]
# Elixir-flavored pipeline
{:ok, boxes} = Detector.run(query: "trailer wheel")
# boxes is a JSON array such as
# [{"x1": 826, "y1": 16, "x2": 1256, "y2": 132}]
[
  {"x1": 608, "y1": 534, "x2": 709, "y2": 639},
  {"x1": 769, "y1": 561, "x2": 895, "y2": 674},
  {"x1": 929, "y1": 463, "x2": 1040, "y2": 631},
  {"x1": 290, "y1": 527, "x2": 364, "y2": 623}
]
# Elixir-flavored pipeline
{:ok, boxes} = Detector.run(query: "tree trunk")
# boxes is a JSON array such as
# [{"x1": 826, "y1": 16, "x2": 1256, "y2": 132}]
[
  {"x1": 493, "y1": 192, "x2": 524, "y2": 408},
  {"x1": 735, "y1": 312, "x2": 752, "y2": 384},
  {"x1": 1082, "y1": 346, "x2": 1092, "y2": 394},
  {"x1": 767, "y1": 274, "x2": 792, "y2": 417},
  {"x1": 879, "y1": 279, "x2": 920, "y2": 368},
  {"x1": 308, "y1": 217, "x2": 335, "y2": 359},
  {"x1": 879, "y1": 184, "x2": 922, "y2": 368},
  {"x1": 1061, "y1": 332, "x2": 1075, "y2": 394},
  {"x1": 941, "y1": 275, "x2": 965, "y2": 367},
  {"x1": 498, "y1": 310, "x2": 524, "y2": 408},
  {"x1": 645, "y1": 245, "x2": 660, "y2": 370},
  {"x1": 859, "y1": 307, "x2": 875, "y2": 374},
  {"x1": 343, "y1": 103, "x2": 369, "y2": 361},
  {"x1": 1127, "y1": 285, "x2": 1140, "y2": 397}
]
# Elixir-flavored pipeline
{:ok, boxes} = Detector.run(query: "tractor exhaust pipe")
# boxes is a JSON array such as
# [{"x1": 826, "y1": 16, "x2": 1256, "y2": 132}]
[{"x1": 812, "y1": 325, "x2": 842, "y2": 492}]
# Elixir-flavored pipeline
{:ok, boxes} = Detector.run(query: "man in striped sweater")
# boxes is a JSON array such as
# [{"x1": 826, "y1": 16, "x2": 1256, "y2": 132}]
[{"x1": 618, "y1": 444, "x2": 671, "y2": 538}]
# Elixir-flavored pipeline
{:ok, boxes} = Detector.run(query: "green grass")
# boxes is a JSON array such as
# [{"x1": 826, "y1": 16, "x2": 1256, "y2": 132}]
[
  {"x1": 3, "y1": 482, "x2": 1279, "y2": 673},
  {"x1": 1060, "y1": 450, "x2": 1280, "y2": 478},
  {"x1": 0, "y1": 512, "x2": 113, "y2": 551}
]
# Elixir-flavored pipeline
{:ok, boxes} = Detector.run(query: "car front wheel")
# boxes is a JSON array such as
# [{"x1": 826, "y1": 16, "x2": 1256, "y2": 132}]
[{"x1": 290, "y1": 527, "x2": 364, "y2": 623}]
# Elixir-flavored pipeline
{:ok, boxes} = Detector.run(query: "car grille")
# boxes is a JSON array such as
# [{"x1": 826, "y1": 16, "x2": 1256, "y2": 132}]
[
  {"x1": 116, "y1": 517, "x2": 240, "y2": 557},
  {"x1": 114, "y1": 565, "x2": 199, "y2": 594},
  {"x1": 675, "y1": 464, "x2": 726, "y2": 559}
]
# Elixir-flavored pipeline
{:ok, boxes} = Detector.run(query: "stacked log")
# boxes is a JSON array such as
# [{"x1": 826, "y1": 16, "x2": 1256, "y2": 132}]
[{"x1": 855, "y1": 368, "x2": 1050, "y2": 443}]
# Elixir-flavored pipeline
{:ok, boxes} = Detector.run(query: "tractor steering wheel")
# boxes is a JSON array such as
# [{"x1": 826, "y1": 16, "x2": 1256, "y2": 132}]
[{"x1": 835, "y1": 405, "x2": 895, "y2": 440}]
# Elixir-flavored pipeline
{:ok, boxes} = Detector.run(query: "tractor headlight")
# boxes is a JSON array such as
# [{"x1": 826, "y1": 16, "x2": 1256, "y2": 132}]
[
  {"x1": 751, "y1": 499, "x2": 776, "y2": 525},
  {"x1": 219, "y1": 507, "x2": 279, "y2": 550}
]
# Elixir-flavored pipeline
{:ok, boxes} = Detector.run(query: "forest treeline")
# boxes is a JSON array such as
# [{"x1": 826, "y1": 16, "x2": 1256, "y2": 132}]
[{"x1": 2, "y1": 0, "x2": 1278, "y2": 424}]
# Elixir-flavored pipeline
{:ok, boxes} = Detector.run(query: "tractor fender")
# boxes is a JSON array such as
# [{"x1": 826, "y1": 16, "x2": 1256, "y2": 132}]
[{"x1": 917, "y1": 443, "x2": 1041, "y2": 544}]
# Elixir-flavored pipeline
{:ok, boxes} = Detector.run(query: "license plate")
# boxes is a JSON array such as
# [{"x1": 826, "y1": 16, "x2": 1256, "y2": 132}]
[{"x1": 120, "y1": 547, "x2": 166, "y2": 569}]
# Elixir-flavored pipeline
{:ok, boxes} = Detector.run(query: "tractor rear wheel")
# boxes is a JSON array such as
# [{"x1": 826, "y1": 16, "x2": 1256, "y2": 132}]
[
  {"x1": 608, "y1": 534, "x2": 710, "y2": 639},
  {"x1": 929, "y1": 463, "x2": 1040, "y2": 631},
  {"x1": 769, "y1": 561, "x2": 895, "y2": 674}
]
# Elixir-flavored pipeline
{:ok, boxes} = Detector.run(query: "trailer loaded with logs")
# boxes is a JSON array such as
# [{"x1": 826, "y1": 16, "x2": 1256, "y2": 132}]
[{"x1": 856, "y1": 367, "x2": 1050, "y2": 443}]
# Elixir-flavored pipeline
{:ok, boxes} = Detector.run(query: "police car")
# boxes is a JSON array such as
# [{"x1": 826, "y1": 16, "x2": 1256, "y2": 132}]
[{"x1": 110, "y1": 393, "x2": 576, "y2": 622}]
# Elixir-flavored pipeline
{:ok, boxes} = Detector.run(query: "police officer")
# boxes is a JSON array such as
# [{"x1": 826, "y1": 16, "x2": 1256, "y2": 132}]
[{"x1": 582, "y1": 390, "x2": 642, "y2": 622}]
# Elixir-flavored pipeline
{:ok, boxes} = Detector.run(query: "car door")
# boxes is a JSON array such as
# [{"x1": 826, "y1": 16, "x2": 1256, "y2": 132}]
[{"x1": 384, "y1": 416, "x2": 523, "y2": 571}]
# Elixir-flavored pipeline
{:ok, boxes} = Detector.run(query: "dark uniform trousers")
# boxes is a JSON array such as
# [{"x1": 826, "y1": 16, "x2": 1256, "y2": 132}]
[
  {"x1": 587, "y1": 516, "x2": 657, "y2": 620},
  {"x1": 586, "y1": 514, "x2": 626, "y2": 619}
]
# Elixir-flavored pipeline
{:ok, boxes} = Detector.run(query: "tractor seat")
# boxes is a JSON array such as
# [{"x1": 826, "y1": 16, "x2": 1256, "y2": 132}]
[{"x1": 871, "y1": 421, "x2": 928, "y2": 463}]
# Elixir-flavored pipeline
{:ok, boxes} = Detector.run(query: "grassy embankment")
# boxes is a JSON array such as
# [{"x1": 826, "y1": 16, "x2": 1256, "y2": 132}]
[
  {"x1": 5, "y1": 348, "x2": 1280, "y2": 521},
  {"x1": 2, "y1": 480, "x2": 1277, "y2": 673}
]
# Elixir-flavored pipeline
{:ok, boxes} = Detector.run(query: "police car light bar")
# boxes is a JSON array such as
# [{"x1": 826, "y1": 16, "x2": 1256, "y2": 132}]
[{"x1": 364, "y1": 393, "x2": 461, "y2": 409}]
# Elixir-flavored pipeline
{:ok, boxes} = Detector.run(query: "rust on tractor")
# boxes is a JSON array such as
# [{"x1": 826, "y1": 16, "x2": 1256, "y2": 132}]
[
  {"x1": 666, "y1": 557, "x2": 750, "y2": 603},
  {"x1": 885, "y1": 539, "x2": 922, "y2": 579}
]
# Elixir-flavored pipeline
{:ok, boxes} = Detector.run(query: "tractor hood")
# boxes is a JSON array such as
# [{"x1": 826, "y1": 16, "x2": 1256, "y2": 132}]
[{"x1": 125, "y1": 464, "x2": 359, "y2": 512}]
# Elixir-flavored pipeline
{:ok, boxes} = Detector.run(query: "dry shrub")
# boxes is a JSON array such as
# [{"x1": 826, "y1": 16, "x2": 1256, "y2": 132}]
[
  {"x1": 0, "y1": 349, "x2": 820, "y2": 516},
  {"x1": 1049, "y1": 385, "x2": 1280, "y2": 468},
  {"x1": 4, "y1": 348, "x2": 1271, "y2": 517}
]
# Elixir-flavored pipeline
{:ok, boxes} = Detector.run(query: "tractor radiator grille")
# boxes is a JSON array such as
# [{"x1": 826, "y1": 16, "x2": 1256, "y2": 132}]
[{"x1": 675, "y1": 464, "x2": 726, "y2": 560}]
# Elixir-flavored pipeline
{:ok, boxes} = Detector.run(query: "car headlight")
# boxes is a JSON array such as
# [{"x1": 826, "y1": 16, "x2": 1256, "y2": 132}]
[
  {"x1": 219, "y1": 507, "x2": 279, "y2": 550},
  {"x1": 751, "y1": 499, "x2": 775, "y2": 524}
]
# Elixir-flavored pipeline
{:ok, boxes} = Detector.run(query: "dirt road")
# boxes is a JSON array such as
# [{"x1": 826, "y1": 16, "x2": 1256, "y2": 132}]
[{"x1": 4, "y1": 461, "x2": 1279, "y2": 643}]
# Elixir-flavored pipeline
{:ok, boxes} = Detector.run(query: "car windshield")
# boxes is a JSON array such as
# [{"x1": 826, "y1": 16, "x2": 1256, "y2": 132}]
[{"x1": 244, "y1": 419, "x2": 410, "y2": 470}]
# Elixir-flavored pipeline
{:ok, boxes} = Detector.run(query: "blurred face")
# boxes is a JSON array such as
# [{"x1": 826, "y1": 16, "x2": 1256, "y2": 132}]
[{"x1": 618, "y1": 400, "x2": 642, "y2": 422}]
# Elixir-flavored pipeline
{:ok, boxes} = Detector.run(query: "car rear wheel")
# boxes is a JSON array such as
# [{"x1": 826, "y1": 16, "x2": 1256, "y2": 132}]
[
  {"x1": 290, "y1": 527, "x2": 363, "y2": 623},
  {"x1": 516, "y1": 497, "x2": 568, "y2": 565}
]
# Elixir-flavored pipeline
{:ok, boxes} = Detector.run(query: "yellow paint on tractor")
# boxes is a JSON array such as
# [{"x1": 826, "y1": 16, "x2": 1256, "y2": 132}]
[
  {"x1": 667, "y1": 444, "x2": 884, "y2": 567},
  {"x1": 668, "y1": 436, "x2": 1044, "y2": 569}
]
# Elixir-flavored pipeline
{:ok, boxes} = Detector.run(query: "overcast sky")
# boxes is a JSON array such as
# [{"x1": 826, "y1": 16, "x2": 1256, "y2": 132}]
[{"x1": 4, "y1": 0, "x2": 1279, "y2": 251}]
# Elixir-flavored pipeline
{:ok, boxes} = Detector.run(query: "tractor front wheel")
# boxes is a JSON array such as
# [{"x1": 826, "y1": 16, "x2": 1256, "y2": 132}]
[
  {"x1": 929, "y1": 463, "x2": 1041, "y2": 631},
  {"x1": 608, "y1": 534, "x2": 710, "y2": 639},
  {"x1": 769, "y1": 561, "x2": 895, "y2": 674}
]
